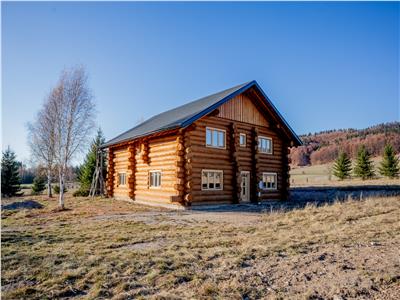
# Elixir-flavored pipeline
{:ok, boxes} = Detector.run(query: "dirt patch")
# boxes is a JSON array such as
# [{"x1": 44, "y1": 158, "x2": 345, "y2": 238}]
[{"x1": 1, "y1": 200, "x2": 43, "y2": 210}]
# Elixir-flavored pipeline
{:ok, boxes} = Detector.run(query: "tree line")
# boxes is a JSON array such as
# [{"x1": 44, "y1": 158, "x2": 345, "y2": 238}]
[
  {"x1": 290, "y1": 122, "x2": 400, "y2": 167},
  {"x1": 332, "y1": 144, "x2": 399, "y2": 180}
]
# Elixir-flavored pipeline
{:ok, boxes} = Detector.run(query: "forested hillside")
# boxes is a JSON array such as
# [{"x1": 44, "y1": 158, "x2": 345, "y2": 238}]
[{"x1": 290, "y1": 122, "x2": 400, "y2": 166}]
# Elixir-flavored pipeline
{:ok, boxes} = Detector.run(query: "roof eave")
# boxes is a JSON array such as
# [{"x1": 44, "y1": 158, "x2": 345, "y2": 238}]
[{"x1": 101, "y1": 124, "x2": 181, "y2": 148}]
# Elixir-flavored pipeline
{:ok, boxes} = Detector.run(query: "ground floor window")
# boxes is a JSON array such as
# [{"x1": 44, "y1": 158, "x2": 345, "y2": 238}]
[
  {"x1": 118, "y1": 173, "x2": 126, "y2": 186},
  {"x1": 149, "y1": 171, "x2": 161, "y2": 188},
  {"x1": 261, "y1": 172, "x2": 277, "y2": 190},
  {"x1": 202, "y1": 170, "x2": 223, "y2": 190}
]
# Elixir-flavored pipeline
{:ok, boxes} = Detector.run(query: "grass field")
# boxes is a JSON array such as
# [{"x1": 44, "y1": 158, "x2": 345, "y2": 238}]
[
  {"x1": 2, "y1": 193, "x2": 399, "y2": 299},
  {"x1": 289, "y1": 156, "x2": 400, "y2": 187}
]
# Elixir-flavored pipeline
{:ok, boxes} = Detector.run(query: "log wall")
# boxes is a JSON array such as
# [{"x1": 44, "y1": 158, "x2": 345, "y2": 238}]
[
  {"x1": 187, "y1": 115, "x2": 288, "y2": 204},
  {"x1": 134, "y1": 135, "x2": 179, "y2": 204},
  {"x1": 113, "y1": 146, "x2": 131, "y2": 198}
]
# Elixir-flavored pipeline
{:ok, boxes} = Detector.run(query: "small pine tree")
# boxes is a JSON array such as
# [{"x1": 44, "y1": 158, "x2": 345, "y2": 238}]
[
  {"x1": 379, "y1": 143, "x2": 400, "y2": 178},
  {"x1": 353, "y1": 145, "x2": 375, "y2": 180},
  {"x1": 31, "y1": 176, "x2": 46, "y2": 195},
  {"x1": 53, "y1": 185, "x2": 67, "y2": 194},
  {"x1": 1, "y1": 147, "x2": 22, "y2": 197},
  {"x1": 76, "y1": 128, "x2": 106, "y2": 195},
  {"x1": 332, "y1": 152, "x2": 352, "y2": 180}
]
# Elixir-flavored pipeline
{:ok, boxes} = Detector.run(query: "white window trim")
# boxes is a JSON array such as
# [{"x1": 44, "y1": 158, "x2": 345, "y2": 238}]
[
  {"x1": 261, "y1": 172, "x2": 278, "y2": 190},
  {"x1": 206, "y1": 127, "x2": 226, "y2": 149},
  {"x1": 201, "y1": 169, "x2": 224, "y2": 191},
  {"x1": 118, "y1": 172, "x2": 127, "y2": 186},
  {"x1": 258, "y1": 136, "x2": 273, "y2": 154},
  {"x1": 239, "y1": 133, "x2": 246, "y2": 147},
  {"x1": 149, "y1": 170, "x2": 162, "y2": 189}
]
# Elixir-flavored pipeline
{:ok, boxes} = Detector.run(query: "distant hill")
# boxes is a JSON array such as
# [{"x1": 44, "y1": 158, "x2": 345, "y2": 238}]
[{"x1": 290, "y1": 122, "x2": 400, "y2": 167}]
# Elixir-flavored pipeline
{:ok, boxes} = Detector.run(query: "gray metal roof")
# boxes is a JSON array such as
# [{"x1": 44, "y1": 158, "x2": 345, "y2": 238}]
[{"x1": 103, "y1": 80, "x2": 302, "y2": 147}]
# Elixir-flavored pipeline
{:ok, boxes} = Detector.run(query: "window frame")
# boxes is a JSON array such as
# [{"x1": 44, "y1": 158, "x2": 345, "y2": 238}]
[
  {"x1": 149, "y1": 170, "x2": 162, "y2": 189},
  {"x1": 258, "y1": 136, "x2": 273, "y2": 154},
  {"x1": 206, "y1": 127, "x2": 226, "y2": 149},
  {"x1": 261, "y1": 172, "x2": 278, "y2": 190},
  {"x1": 239, "y1": 133, "x2": 246, "y2": 147},
  {"x1": 201, "y1": 169, "x2": 224, "y2": 191},
  {"x1": 118, "y1": 172, "x2": 127, "y2": 186}
]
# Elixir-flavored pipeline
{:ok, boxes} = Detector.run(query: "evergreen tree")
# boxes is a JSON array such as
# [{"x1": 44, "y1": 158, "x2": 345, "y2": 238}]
[
  {"x1": 1, "y1": 147, "x2": 22, "y2": 197},
  {"x1": 353, "y1": 145, "x2": 375, "y2": 180},
  {"x1": 379, "y1": 143, "x2": 400, "y2": 178},
  {"x1": 31, "y1": 176, "x2": 46, "y2": 195},
  {"x1": 76, "y1": 128, "x2": 106, "y2": 195},
  {"x1": 332, "y1": 152, "x2": 352, "y2": 180},
  {"x1": 53, "y1": 184, "x2": 67, "y2": 194}
]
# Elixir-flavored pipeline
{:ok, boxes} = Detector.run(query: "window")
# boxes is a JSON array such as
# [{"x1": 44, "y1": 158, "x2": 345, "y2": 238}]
[
  {"x1": 149, "y1": 171, "x2": 161, "y2": 188},
  {"x1": 118, "y1": 173, "x2": 126, "y2": 186},
  {"x1": 261, "y1": 173, "x2": 277, "y2": 190},
  {"x1": 258, "y1": 136, "x2": 273, "y2": 154},
  {"x1": 206, "y1": 127, "x2": 225, "y2": 148},
  {"x1": 201, "y1": 170, "x2": 223, "y2": 190},
  {"x1": 239, "y1": 133, "x2": 246, "y2": 147}
]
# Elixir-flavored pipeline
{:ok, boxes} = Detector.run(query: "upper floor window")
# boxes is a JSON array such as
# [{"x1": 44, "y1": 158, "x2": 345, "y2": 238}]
[
  {"x1": 206, "y1": 127, "x2": 225, "y2": 149},
  {"x1": 149, "y1": 171, "x2": 161, "y2": 188},
  {"x1": 118, "y1": 173, "x2": 126, "y2": 186},
  {"x1": 258, "y1": 136, "x2": 273, "y2": 154},
  {"x1": 239, "y1": 133, "x2": 246, "y2": 147},
  {"x1": 261, "y1": 172, "x2": 277, "y2": 190}
]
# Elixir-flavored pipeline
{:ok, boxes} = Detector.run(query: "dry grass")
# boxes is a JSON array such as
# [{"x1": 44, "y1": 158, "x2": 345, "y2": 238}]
[{"x1": 2, "y1": 194, "x2": 400, "y2": 299}]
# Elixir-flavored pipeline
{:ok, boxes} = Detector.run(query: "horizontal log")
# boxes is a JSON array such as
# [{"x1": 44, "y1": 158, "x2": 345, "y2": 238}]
[
  {"x1": 192, "y1": 194, "x2": 233, "y2": 202},
  {"x1": 135, "y1": 190, "x2": 177, "y2": 198},
  {"x1": 135, "y1": 195, "x2": 172, "y2": 203}
]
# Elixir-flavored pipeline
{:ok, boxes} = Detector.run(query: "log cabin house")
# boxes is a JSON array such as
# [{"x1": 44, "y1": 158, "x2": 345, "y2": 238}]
[{"x1": 102, "y1": 81, "x2": 301, "y2": 208}]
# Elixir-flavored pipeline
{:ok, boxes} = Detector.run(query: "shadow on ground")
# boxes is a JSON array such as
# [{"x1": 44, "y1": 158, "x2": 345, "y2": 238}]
[
  {"x1": 190, "y1": 185, "x2": 400, "y2": 213},
  {"x1": 1, "y1": 200, "x2": 44, "y2": 210}
]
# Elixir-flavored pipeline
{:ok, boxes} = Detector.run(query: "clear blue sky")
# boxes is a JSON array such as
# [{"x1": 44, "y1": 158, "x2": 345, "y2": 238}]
[{"x1": 2, "y1": 2, "x2": 399, "y2": 164}]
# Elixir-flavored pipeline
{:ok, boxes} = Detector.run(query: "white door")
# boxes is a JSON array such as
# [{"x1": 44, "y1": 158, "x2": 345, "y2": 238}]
[{"x1": 240, "y1": 171, "x2": 250, "y2": 202}]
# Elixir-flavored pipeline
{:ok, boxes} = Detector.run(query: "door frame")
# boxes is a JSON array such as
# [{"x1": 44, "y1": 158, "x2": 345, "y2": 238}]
[{"x1": 240, "y1": 171, "x2": 250, "y2": 202}]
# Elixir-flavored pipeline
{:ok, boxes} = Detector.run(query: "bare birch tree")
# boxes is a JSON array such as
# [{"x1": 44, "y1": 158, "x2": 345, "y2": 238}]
[
  {"x1": 28, "y1": 100, "x2": 56, "y2": 197},
  {"x1": 48, "y1": 66, "x2": 95, "y2": 209}
]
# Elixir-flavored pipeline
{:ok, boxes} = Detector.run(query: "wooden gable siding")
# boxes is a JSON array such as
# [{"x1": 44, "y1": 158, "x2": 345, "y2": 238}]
[{"x1": 217, "y1": 93, "x2": 269, "y2": 127}]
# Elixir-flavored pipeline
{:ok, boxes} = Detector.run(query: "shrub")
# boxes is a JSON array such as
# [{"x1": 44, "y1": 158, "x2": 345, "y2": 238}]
[
  {"x1": 73, "y1": 188, "x2": 90, "y2": 197},
  {"x1": 53, "y1": 185, "x2": 67, "y2": 194},
  {"x1": 31, "y1": 176, "x2": 46, "y2": 195}
]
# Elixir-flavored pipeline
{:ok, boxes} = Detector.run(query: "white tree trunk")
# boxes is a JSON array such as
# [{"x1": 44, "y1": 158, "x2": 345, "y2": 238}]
[
  {"x1": 59, "y1": 168, "x2": 65, "y2": 209},
  {"x1": 47, "y1": 169, "x2": 52, "y2": 198}
]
